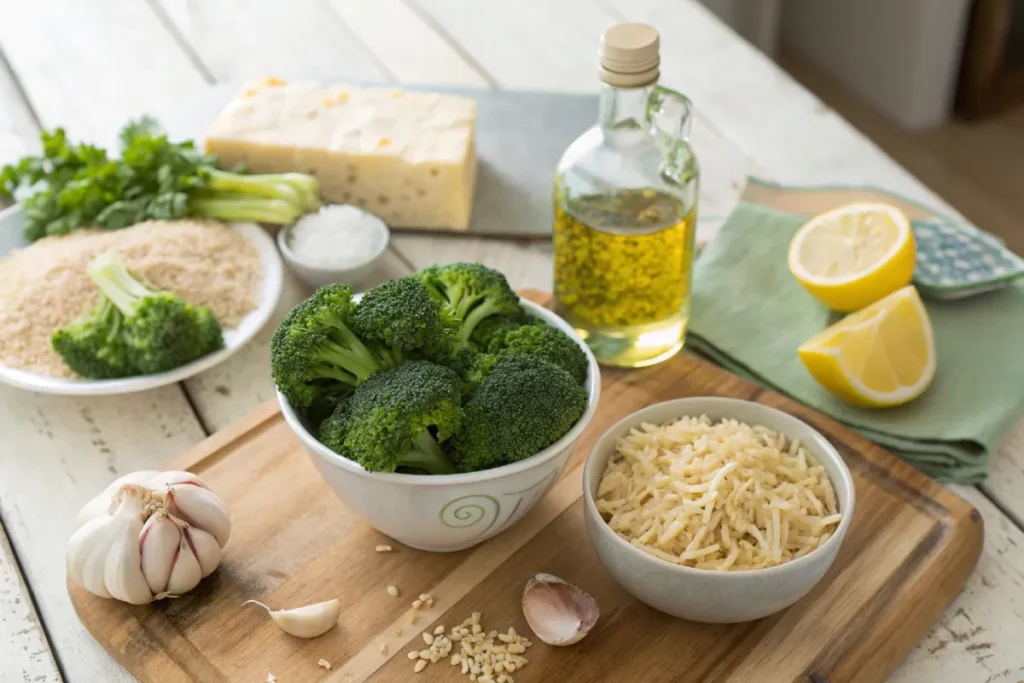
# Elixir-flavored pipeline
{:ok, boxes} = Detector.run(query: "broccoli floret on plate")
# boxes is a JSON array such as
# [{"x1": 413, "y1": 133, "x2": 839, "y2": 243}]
[
  {"x1": 319, "y1": 360, "x2": 463, "y2": 475},
  {"x1": 51, "y1": 296, "x2": 134, "y2": 379},
  {"x1": 271, "y1": 283, "x2": 392, "y2": 411},
  {"x1": 452, "y1": 355, "x2": 587, "y2": 473},
  {"x1": 84, "y1": 252, "x2": 223, "y2": 375},
  {"x1": 416, "y1": 263, "x2": 520, "y2": 346}
]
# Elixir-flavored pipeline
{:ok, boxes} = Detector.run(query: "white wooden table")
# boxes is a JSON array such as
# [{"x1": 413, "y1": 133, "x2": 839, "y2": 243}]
[{"x1": 1, "y1": 2, "x2": 1022, "y2": 681}]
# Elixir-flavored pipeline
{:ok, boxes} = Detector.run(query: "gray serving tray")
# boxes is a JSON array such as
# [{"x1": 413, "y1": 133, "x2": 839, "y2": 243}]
[{"x1": 158, "y1": 83, "x2": 599, "y2": 240}]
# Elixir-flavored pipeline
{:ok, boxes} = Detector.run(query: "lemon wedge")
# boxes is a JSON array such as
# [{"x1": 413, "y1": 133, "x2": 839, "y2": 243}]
[
  {"x1": 798, "y1": 286, "x2": 936, "y2": 408},
  {"x1": 788, "y1": 202, "x2": 915, "y2": 311}
]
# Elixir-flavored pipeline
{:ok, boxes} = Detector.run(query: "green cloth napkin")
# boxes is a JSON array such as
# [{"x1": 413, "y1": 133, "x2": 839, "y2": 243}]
[{"x1": 688, "y1": 198, "x2": 1024, "y2": 483}]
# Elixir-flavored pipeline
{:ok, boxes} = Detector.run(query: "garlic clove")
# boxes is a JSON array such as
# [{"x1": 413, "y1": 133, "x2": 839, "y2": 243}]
[
  {"x1": 243, "y1": 599, "x2": 341, "y2": 638},
  {"x1": 70, "y1": 517, "x2": 117, "y2": 599},
  {"x1": 165, "y1": 535, "x2": 203, "y2": 596},
  {"x1": 140, "y1": 513, "x2": 181, "y2": 595},
  {"x1": 75, "y1": 471, "x2": 161, "y2": 526},
  {"x1": 165, "y1": 484, "x2": 231, "y2": 547},
  {"x1": 521, "y1": 573, "x2": 599, "y2": 646},
  {"x1": 184, "y1": 527, "x2": 222, "y2": 578},
  {"x1": 103, "y1": 506, "x2": 152, "y2": 605}
]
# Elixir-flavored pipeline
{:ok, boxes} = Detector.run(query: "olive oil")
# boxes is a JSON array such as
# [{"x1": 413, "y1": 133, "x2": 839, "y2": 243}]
[
  {"x1": 553, "y1": 188, "x2": 696, "y2": 367},
  {"x1": 552, "y1": 23, "x2": 700, "y2": 367}
]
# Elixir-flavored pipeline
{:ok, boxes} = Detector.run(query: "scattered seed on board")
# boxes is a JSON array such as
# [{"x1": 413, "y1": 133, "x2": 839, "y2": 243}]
[
  {"x1": 375, "y1": 544, "x2": 393, "y2": 552},
  {"x1": 423, "y1": 632, "x2": 434, "y2": 645},
  {"x1": 318, "y1": 658, "x2": 332, "y2": 670},
  {"x1": 414, "y1": 659, "x2": 428, "y2": 673},
  {"x1": 266, "y1": 674, "x2": 277, "y2": 683},
  {"x1": 412, "y1": 599, "x2": 423, "y2": 609},
  {"x1": 387, "y1": 585, "x2": 399, "y2": 597},
  {"x1": 380, "y1": 643, "x2": 389, "y2": 656},
  {"x1": 411, "y1": 610, "x2": 529, "y2": 681}
]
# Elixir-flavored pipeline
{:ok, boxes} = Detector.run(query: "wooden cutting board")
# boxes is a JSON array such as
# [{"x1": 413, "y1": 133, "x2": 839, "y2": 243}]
[{"x1": 68, "y1": 292, "x2": 982, "y2": 683}]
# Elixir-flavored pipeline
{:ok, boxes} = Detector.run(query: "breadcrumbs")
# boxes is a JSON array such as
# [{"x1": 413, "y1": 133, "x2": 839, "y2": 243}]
[{"x1": 0, "y1": 220, "x2": 262, "y2": 377}]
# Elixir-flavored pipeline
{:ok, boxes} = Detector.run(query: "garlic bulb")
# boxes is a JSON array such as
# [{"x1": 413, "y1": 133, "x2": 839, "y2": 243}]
[
  {"x1": 522, "y1": 573, "x2": 599, "y2": 646},
  {"x1": 66, "y1": 470, "x2": 230, "y2": 604}
]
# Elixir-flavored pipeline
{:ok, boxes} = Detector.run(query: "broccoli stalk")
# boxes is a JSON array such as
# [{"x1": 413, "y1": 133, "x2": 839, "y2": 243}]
[
  {"x1": 189, "y1": 170, "x2": 321, "y2": 225},
  {"x1": 318, "y1": 361, "x2": 462, "y2": 475}
]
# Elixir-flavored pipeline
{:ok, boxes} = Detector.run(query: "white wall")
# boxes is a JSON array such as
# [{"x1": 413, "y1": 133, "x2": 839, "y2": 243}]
[
  {"x1": 698, "y1": 0, "x2": 782, "y2": 58},
  {"x1": 781, "y1": 0, "x2": 972, "y2": 130}
]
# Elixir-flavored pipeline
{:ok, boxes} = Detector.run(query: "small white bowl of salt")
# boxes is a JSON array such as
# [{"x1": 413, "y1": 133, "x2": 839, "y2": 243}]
[{"x1": 277, "y1": 204, "x2": 391, "y2": 289}]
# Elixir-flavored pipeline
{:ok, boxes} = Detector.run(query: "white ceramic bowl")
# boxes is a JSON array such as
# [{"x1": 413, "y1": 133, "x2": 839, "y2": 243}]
[
  {"x1": 583, "y1": 397, "x2": 855, "y2": 623},
  {"x1": 279, "y1": 297, "x2": 601, "y2": 552},
  {"x1": 276, "y1": 213, "x2": 390, "y2": 289}
]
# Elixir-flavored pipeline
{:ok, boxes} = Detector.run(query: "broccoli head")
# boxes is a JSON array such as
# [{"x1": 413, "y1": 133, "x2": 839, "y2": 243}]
[
  {"x1": 271, "y1": 283, "x2": 390, "y2": 411},
  {"x1": 469, "y1": 311, "x2": 532, "y2": 352},
  {"x1": 491, "y1": 324, "x2": 588, "y2": 385},
  {"x1": 86, "y1": 252, "x2": 224, "y2": 375},
  {"x1": 352, "y1": 277, "x2": 455, "y2": 361},
  {"x1": 452, "y1": 355, "x2": 587, "y2": 472},
  {"x1": 416, "y1": 263, "x2": 520, "y2": 346},
  {"x1": 51, "y1": 296, "x2": 134, "y2": 379},
  {"x1": 319, "y1": 360, "x2": 462, "y2": 474}
]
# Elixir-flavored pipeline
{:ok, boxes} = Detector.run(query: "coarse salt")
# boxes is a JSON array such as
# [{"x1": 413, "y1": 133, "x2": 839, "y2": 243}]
[{"x1": 287, "y1": 204, "x2": 385, "y2": 268}]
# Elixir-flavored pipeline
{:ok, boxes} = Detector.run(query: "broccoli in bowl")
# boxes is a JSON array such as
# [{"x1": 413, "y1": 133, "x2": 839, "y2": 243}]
[{"x1": 272, "y1": 263, "x2": 595, "y2": 477}]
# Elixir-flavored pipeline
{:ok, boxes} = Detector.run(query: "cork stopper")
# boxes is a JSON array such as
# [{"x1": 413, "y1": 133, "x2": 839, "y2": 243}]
[{"x1": 599, "y1": 23, "x2": 660, "y2": 87}]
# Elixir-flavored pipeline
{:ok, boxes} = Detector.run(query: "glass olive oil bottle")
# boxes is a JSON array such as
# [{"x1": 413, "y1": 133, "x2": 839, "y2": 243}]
[{"x1": 553, "y1": 23, "x2": 699, "y2": 367}]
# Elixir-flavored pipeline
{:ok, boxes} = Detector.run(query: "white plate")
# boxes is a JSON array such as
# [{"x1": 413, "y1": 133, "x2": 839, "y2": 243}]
[{"x1": 0, "y1": 204, "x2": 283, "y2": 395}]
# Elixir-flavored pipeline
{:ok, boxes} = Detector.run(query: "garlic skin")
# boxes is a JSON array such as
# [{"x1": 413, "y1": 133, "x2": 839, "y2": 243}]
[
  {"x1": 522, "y1": 573, "x2": 599, "y2": 646},
  {"x1": 66, "y1": 471, "x2": 230, "y2": 605},
  {"x1": 243, "y1": 598, "x2": 341, "y2": 638}
]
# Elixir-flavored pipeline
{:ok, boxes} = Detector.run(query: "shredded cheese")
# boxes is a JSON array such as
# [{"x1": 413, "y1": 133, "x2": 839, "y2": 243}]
[{"x1": 596, "y1": 415, "x2": 841, "y2": 571}]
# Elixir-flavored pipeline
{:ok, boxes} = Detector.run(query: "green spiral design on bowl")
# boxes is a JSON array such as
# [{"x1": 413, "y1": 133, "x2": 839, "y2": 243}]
[{"x1": 439, "y1": 494, "x2": 501, "y2": 533}]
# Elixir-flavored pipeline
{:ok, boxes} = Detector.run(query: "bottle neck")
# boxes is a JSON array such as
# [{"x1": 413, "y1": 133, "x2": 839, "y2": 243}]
[{"x1": 598, "y1": 83, "x2": 653, "y2": 136}]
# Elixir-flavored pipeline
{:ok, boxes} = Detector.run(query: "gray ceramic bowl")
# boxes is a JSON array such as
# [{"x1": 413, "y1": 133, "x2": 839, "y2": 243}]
[
  {"x1": 276, "y1": 213, "x2": 390, "y2": 289},
  {"x1": 583, "y1": 397, "x2": 855, "y2": 623}
]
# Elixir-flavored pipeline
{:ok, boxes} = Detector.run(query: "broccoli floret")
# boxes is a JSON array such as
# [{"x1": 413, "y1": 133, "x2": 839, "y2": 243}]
[
  {"x1": 416, "y1": 263, "x2": 520, "y2": 346},
  {"x1": 86, "y1": 252, "x2": 224, "y2": 375},
  {"x1": 352, "y1": 277, "x2": 455, "y2": 361},
  {"x1": 271, "y1": 283, "x2": 390, "y2": 411},
  {"x1": 469, "y1": 311, "x2": 532, "y2": 352},
  {"x1": 51, "y1": 296, "x2": 134, "y2": 378},
  {"x1": 452, "y1": 355, "x2": 587, "y2": 472},
  {"x1": 319, "y1": 360, "x2": 462, "y2": 474},
  {"x1": 444, "y1": 347, "x2": 499, "y2": 395},
  {"x1": 492, "y1": 324, "x2": 588, "y2": 385}
]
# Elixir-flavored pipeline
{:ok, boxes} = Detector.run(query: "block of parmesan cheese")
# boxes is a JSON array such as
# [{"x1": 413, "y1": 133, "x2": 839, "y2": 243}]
[{"x1": 205, "y1": 79, "x2": 477, "y2": 231}]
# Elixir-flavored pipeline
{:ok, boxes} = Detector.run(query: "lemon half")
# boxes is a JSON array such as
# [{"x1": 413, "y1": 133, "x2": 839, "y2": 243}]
[
  {"x1": 798, "y1": 286, "x2": 936, "y2": 408},
  {"x1": 788, "y1": 203, "x2": 915, "y2": 312}
]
